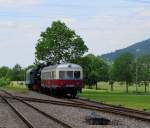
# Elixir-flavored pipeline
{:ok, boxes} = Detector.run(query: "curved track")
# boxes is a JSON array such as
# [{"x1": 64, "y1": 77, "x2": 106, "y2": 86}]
[
  {"x1": 0, "y1": 94, "x2": 34, "y2": 128},
  {"x1": 0, "y1": 90, "x2": 72, "y2": 128},
  {"x1": 1, "y1": 90, "x2": 150, "y2": 122},
  {"x1": 69, "y1": 98, "x2": 150, "y2": 122}
]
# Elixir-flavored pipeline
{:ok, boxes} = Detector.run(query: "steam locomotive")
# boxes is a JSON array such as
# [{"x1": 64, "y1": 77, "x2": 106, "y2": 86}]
[{"x1": 25, "y1": 63, "x2": 83, "y2": 97}]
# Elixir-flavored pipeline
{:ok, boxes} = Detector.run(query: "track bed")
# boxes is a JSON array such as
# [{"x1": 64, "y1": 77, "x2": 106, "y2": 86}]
[{"x1": 0, "y1": 90, "x2": 150, "y2": 128}]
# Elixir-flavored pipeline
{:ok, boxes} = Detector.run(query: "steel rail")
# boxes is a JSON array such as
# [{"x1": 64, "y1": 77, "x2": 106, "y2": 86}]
[
  {"x1": 70, "y1": 98, "x2": 150, "y2": 116},
  {"x1": 0, "y1": 94, "x2": 34, "y2": 128},
  {"x1": 5, "y1": 94, "x2": 150, "y2": 117},
  {"x1": 1, "y1": 90, "x2": 150, "y2": 122},
  {"x1": 0, "y1": 90, "x2": 72, "y2": 128}
]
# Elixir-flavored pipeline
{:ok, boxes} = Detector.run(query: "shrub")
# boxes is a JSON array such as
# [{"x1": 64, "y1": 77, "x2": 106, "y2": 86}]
[{"x1": 0, "y1": 77, "x2": 11, "y2": 87}]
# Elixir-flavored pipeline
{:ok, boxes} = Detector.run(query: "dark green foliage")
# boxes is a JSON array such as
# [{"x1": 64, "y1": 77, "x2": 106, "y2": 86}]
[
  {"x1": 76, "y1": 54, "x2": 109, "y2": 87},
  {"x1": 112, "y1": 52, "x2": 135, "y2": 92},
  {"x1": 102, "y1": 38, "x2": 150, "y2": 61},
  {"x1": 113, "y1": 52, "x2": 134, "y2": 83},
  {"x1": 0, "y1": 66, "x2": 12, "y2": 79},
  {"x1": 137, "y1": 54, "x2": 150, "y2": 82},
  {"x1": 0, "y1": 64, "x2": 25, "y2": 82},
  {"x1": 136, "y1": 54, "x2": 150, "y2": 93},
  {"x1": 35, "y1": 21, "x2": 88, "y2": 64},
  {"x1": 11, "y1": 64, "x2": 25, "y2": 81},
  {"x1": 0, "y1": 77, "x2": 10, "y2": 87}
]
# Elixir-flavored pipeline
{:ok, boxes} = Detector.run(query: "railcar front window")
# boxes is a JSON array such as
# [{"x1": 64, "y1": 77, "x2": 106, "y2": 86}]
[
  {"x1": 74, "y1": 71, "x2": 80, "y2": 79},
  {"x1": 67, "y1": 71, "x2": 73, "y2": 79}
]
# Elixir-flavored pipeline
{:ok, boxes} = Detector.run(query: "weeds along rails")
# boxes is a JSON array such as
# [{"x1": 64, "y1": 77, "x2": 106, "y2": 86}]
[
  {"x1": 0, "y1": 90, "x2": 72, "y2": 128},
  {"x1": 2, "y1": 90, "x2": 150, "y2": 122}
]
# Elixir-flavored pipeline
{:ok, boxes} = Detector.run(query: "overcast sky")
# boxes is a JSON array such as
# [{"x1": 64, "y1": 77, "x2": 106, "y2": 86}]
[{"x1": 0, "y1": 0, "x2": 150, "y2": 67}]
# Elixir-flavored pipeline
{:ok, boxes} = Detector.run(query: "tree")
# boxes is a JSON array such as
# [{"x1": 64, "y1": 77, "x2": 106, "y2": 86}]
[
  {"x1": 76, "y1": 54, "x2": 109, "y2": 89},
  {"x1": 88, "y1": 71, "x2": 99, "y2": 89},
  {"x1": 109, "y1": 65, "x2": 115, "y2": 91},
  {"x1": 11, "y1": 64, "x2": 25, "y2": 81},
  {"x1": 137, "y1": 54, "x2": 150, "y2": 93},
  {"x1": 113, "y1": 52, "x2": 134, "y2": 93},
  {"x1": 35, "y1": 21, "x2": 88, "y2": 64},
  {"x1": 0, "y1": 66, "x2": 12, "y2": 79}
]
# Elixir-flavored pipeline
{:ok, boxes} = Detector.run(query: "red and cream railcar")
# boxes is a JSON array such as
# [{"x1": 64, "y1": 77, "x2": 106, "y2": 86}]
[{"x1": 41, "y1": 63, "x2": 83, "y2": 97}]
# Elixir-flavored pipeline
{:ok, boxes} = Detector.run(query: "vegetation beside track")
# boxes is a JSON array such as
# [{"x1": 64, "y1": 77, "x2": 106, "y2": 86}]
[
  {"x1": 0, "y1": 82, "x2": 28, "y2": 93},
  {"x1": 1, "y1": 81, "x2": 150, "y2": 112},
  {"x1": 79, "y1": 84, "x2": 150, "y2": 111}
]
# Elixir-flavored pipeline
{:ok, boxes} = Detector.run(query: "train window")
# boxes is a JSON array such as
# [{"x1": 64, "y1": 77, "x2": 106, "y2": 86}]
[
  {"x1": 59, "y1": 71, "x2": 65, "y2": 79},
  {"x1": 44, "y1": 73, "x2": 47, "y2": 80},
  {"x1": 53, "y1": 71, "x2": 56, "y2": 79},
  {"x1": 44, "y1": 73, "x2": 46, "y2": 79},
  {"x1": 42, "y1": 73, "x2": 45, "y2": 79},
  {"x1": 46, "y1": 72, "x2": 48, "y2": 79},
  {"x1": 67, "y1": 71, "x2": 73, "y2": 79},
  {"x1": 48, "y1": 72, "x2": 50, "y2": 79},
  {"x1": 51, "y1": 71, "x2": 56, "y2": 79},
  {"x1": 50, "y1": 72, "x2": 51, "y2": 79},
  {"x1": 74, "y1": 71, "x2": 80, "y2": 79}
]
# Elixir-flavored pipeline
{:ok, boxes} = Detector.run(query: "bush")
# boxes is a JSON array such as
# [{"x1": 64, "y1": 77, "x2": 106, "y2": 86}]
[{"x1": 0, "y1": 77, "x2": 11, "y2": 87}]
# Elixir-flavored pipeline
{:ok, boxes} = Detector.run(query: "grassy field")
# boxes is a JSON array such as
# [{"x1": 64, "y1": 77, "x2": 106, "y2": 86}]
[
  {"x1": 79, "y1": 82, "x2": 150, "y2": 111},
  {"x1": 1, "y1": 81, "x2": 150, "y2": 111},
  {"x1": 0, "y1": 82, "x2": 28, "y2": 93}
]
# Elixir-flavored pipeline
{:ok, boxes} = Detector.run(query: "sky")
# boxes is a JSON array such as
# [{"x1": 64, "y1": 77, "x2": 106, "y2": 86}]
[{"x1": 0, "y1": 0, "x2": 150, "y2": 67}]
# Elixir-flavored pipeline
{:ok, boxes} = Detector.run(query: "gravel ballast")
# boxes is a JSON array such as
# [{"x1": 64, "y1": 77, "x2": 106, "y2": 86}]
[
  {"x1": 27, "y1": 101, "x2": 150, "y2": 128},
  {"x1": 0, "y1": 97, "x2": 27, "y2": 128},
  {"x1": 1, "y1": 90, "x2": 150, "y2": 128}
]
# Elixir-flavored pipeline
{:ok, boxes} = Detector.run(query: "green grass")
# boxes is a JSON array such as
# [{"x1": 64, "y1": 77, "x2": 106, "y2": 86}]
[
  {"x1": 1, "y1": 81, "x2": 150, "y2": 111},
  {"x1": 79, "y1": 82, "x2": 150, "y2": 111},
  {"x1": 85, "y1": 82, "x2": 150, "y2": 93},
  {"x1": 0, "y1": 82, "x2": 28, "y2": 93}
]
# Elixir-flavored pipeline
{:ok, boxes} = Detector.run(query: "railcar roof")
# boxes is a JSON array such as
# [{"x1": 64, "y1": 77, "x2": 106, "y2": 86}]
[{"x1": 42, "y1": 63, "x2": 81, "y2": 71}]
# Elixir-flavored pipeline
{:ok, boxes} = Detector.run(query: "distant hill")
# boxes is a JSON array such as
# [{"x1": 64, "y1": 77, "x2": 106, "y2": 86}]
[{"x1": 101, "y1": 39, "x2": 150, "y2": 61}]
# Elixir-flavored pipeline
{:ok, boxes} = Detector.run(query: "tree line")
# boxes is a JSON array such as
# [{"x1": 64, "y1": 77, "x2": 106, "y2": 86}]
[
  {"x1": 34, "y1": 21, "x2": 150, "y2": 93},
  {"x1": 0, "y1": 64, "x2": 26, "y2": 86},
  {"x1": 77, "y1": 53, "x2": 150, "y2": 93},
  {"x1": 1, "y1": 20, "x2": 150, "y2": 93}
]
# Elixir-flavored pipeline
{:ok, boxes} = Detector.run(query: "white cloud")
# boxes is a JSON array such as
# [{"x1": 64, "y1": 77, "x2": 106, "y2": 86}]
[
  {"x1": 0, "y1": 21, "x2": 15, "y2": 28},
  {"x1": 0, "y1": 0, "x2": 43, "y2": 8},
  {"x1": 56, "y1": 17, "x2": 77, "y2": 24},
  {"x1": 134, "y1": 7, "x2": 150, "y2": 17}
]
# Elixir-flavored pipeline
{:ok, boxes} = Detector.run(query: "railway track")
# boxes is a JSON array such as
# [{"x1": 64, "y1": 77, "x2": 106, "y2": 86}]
[
  {"x1": 1, "y1": 90, "x2": 150, "y2": 122},
  {"x1": 0, "y1": 94, "x2": 34, "y2": 128},
  {"x1": 0, "y1": 90, "x2": 72, "y2": 128},
  {"x1": 70, "y1": 98, "x2": 150, "y2": 117}
]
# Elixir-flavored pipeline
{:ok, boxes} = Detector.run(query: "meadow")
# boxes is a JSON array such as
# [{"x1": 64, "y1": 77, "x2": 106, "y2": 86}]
[
  {"x1": 1, "y1": 81, "x2": 150, "y2": 111},
  {"x1": 0, "y1": 81, "x2": 28, "y2": 93},
  {"x1": 79, "y1": 82, "x2": 150, "y2": 111}
]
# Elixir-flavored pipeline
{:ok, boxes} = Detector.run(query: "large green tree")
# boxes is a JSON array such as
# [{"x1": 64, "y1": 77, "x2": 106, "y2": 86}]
[
  {"x1": 137, "y1": 54, "x2": 150, "y2": 93},
  {"x1": 0, "y1": 66, "x2": 12, "y2": 79},
  {"x1": 76, "y1": 54, "x2": 109, "y2": 89},
  {"x1": 113, "y1": 52, "x2": 134, "y2": 93},
  {"x1": 109, "y1": 65, "x2": 115, "y2": 91},
  {"x1": 11, "y1": 64, "x2": 25, "y2": 81},
  {"x1": 35, "y1": 21, "x2": 88, "y2": 64}
]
